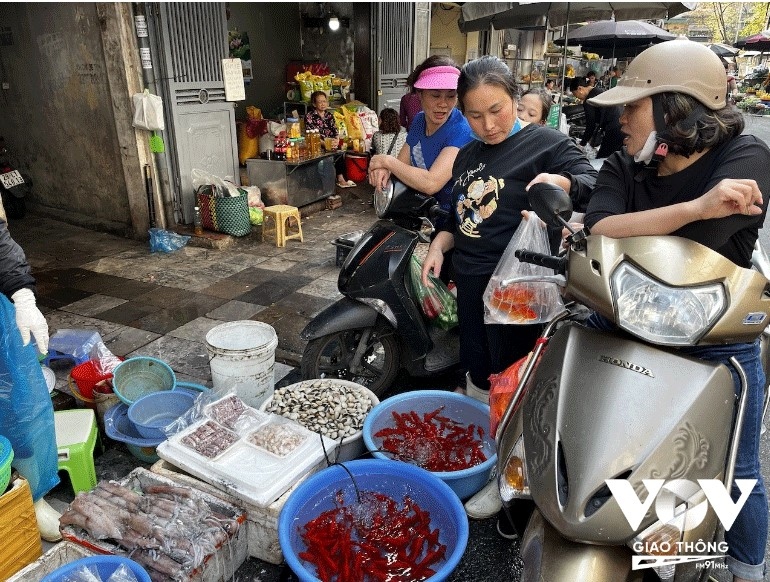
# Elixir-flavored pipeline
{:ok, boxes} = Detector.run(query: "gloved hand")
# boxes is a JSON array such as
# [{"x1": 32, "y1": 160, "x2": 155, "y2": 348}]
[{"x1": 11, "y1": 288, "x2": 49, "y2": 354}]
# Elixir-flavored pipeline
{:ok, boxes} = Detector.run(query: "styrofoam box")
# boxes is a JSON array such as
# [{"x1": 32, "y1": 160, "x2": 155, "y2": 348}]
[
  {"x1": 60, "y1": 467, "x2": 248, "y2": 582},
  {"x1": 158, "y1": 405, "x2": 337, "y2": 507},
  {"x1": 151, "y1": 457, "x2": 322, "y2": 565},
  {"x1": 7, "y1": 541, "x2": 94, "y2": 582}
]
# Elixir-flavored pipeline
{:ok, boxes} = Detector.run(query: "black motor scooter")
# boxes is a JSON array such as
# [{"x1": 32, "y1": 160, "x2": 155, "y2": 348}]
[
  {"x1": 300, "y1": 180, "x2": 460, "y2": 397},
  {"x1": 0, "y1": 137, "x2": 31, "y2": 219}
]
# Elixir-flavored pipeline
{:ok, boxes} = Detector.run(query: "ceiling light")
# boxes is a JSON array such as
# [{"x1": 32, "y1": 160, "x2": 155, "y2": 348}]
[{"x1": 328, "y1": 16, "x2": 340, "y2": 31}]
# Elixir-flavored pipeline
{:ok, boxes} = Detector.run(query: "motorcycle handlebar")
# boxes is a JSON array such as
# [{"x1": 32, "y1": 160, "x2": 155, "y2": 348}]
[{"x1": 514, "y1": 249, "x2": 567, "y2": 274}]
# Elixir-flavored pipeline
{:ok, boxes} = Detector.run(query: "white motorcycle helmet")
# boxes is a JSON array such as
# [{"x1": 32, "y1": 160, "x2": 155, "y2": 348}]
[{"x1": 588, "y1": 39, "x2": 726, "y2": 110}]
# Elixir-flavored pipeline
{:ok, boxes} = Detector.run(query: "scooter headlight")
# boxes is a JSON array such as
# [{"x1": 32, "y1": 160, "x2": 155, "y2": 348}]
[
  {"x1": 611, "y1": 262, "x2": 726, "y2": 345},
  {"x1": 499, "y1": 436, "x2": 530, "y2": 502},
  {"x1": 374, "y1": 181, "x2": 394, "y2": 218}
]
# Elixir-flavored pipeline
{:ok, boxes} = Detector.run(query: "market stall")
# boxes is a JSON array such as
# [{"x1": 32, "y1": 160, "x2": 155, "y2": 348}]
[{"x1": 246, "y1": 151, "x2": 339, "y2": 208}]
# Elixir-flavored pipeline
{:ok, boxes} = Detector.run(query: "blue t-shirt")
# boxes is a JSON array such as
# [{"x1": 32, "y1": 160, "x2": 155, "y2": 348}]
[{"x1": 406, "y1": 108, "x2": 472, "y2": 211}]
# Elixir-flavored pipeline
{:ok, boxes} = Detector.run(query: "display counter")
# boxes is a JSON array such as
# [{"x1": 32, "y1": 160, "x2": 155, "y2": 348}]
[{"x1": 245, "y1": 152, "x2": 340, "y2": 208}]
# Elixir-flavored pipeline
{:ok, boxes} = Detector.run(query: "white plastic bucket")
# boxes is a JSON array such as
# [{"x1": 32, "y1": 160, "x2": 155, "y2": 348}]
[{"x1": 205, "y1": 321, "x2": 279, "y2": 408}]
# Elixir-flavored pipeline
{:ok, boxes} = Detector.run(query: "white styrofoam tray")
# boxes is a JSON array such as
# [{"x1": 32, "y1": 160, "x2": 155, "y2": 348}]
[
  {"x1": 157, "y1": 401, "x2": 337, "y2": 507},
  {"x1": 7, "y1": 542, "x2": 94, "y2": 582}
]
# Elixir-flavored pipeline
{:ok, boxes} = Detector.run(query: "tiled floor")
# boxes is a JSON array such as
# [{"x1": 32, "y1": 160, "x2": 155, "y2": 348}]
[{"x1": 12, "y1": 188, "x2": 378, "y2": 393}]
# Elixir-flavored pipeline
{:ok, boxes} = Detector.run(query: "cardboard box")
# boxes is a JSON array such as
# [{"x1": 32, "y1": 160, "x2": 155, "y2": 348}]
[
  {"x1": 7, "y1": 541, "x2": 93, "y2": 581},
  {"x1": 60, "y1": 468, "x2": 248, "y2": 581},
  {"x1": 0, "y1": 475, "x2": 43, "y2": 580},
  {"x1": 152, "y1": 458, "x2": 300, "y2": 565}
]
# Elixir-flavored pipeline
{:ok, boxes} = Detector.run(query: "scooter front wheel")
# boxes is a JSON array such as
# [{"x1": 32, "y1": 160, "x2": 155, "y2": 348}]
[{"x1": 301, "y1": 324, "x2": 400, "y2": 398}]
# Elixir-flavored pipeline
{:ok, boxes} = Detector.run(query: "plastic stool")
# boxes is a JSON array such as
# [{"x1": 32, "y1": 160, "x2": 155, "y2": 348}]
[
  {"x1": 262, "y1": 205, "x2": 304, "y2": 247},
  {"x1": 54, "y1": 409, "x2": 98, "y2": 494}
]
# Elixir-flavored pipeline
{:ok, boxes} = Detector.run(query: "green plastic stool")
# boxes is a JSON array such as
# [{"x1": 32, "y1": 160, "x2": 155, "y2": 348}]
[{"x1": 54, "y1": 409, "x2": 98, "y2": 494}]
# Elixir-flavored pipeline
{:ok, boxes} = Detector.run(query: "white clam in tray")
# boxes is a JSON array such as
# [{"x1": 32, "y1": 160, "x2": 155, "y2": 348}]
[{"x1": 157, "y1": 394, "x2": 337, "y2": 507}]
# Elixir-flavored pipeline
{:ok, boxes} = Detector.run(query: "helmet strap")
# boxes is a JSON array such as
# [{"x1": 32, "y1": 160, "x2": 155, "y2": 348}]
[{"x1": 649, "y1": 94, "x2": 671, "y2": 166}]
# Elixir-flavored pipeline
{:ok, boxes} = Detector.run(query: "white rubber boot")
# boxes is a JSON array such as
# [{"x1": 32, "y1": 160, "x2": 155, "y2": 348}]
[
  {"x1": 464, "y1": 468, "x2": 503, "y2": 519},
  {"x1": 34, "y1": 497, "x2": 62, "y2": 542},
  {"x1": 465, "y1": 371, "x2": 489, "y2": 405}
]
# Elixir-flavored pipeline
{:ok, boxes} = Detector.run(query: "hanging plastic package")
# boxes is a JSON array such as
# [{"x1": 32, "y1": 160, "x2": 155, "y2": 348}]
[
  {"x1": 0, "y1": 294, "x2": 59, "y2": 500},
  {"x1": 132, "y1": 88, "x2": 165, "y2": 131}
]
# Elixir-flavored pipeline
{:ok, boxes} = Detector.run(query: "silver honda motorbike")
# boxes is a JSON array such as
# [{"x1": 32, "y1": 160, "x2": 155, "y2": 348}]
[{"x1": 496, "y1": 183, "x2": 770, "y2": 582}]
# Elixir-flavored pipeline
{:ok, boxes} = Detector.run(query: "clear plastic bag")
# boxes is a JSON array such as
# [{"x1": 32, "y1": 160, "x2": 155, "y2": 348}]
[
  {"x1": 131, "y1": 89, "x2": 165, "y2": 131},
  {"x1": 148, "y1": 228, "x2": 190, "y2": 253},
  {"x1": 483, "y1": 212, "x2": 566, "y2": 325},
  {"x1": 191, "y1": 168, "x2": 241, "y2": 198},
  {"x1": 408, "y1": 253, "x2": 458, "y2": 330}
]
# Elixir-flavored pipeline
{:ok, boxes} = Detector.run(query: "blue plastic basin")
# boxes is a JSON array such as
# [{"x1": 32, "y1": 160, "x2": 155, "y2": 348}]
[
  {"x1": 279, "y1": 459, "x2": 468, "y2": 582},
  {"x1": 362, "y1": 390, "x2": 497, "y2": 500},
  {"x1": 127, "y1": 390, "x2": 195, "y2": 440},
  {"x1": 41, "y1": 555, "x2": 151, "y2": 582}
]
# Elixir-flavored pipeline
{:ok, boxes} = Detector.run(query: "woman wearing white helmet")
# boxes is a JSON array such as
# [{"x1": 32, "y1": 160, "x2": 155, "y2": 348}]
[{"x1": 585, "y1": 39, "x2": 770, "y2": 582}]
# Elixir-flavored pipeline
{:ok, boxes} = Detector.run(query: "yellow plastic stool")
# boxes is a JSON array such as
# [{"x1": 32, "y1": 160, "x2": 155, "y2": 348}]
[
  {"x1": 262, "y1": 205, "x2": 304, "y2": 247},
  {"x1": 54, "y1": 409, "x2": 98, "y2": 494}
]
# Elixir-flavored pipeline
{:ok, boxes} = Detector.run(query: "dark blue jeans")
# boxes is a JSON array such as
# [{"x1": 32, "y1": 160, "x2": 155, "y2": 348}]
[
  {"x1": 588, "y1": 313, "x2": 767, "y2": 578},
  {"x1": 454, "y1": 272, "x2": 542, "y2": 391}
]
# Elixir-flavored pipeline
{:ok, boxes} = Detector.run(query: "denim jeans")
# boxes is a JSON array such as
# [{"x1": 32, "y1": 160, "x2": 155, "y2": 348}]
[
  {"x1": 587, "y1": 313, "x2": 767, "y2": 579},
  {"x1": 683, "y1": 341, "x2": 767, "y2": 580}
]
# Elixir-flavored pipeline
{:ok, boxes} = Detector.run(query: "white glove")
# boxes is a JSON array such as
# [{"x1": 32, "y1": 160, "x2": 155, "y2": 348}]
[{"x1": 11, "y1": 288, "x2": 49, "y2": 354}]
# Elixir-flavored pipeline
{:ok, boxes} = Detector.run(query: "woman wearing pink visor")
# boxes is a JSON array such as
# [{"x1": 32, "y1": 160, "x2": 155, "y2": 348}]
[{"x1": 368, "y1": 56, "x2": 473, "y2": 240}]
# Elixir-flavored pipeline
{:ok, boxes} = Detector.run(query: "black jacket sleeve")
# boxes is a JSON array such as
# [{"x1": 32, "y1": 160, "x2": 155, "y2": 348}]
[{"x1": 0, "y1": 217, "x2": 35, "y2": 298}]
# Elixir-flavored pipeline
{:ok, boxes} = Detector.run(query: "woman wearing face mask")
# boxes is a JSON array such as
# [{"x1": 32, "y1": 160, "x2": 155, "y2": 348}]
[
  {"x1": 517, "y1": 88, "x2": 553, "y2": 125},
  {"x1": 368, "y1": 56, "x2": 473, "y2": 228},
  {"x1": 585, "y1": 39, "x2": 770, "y2": 582},
  {"x1": 420, "y1": 56, "x2": 597, "y2": 532}
]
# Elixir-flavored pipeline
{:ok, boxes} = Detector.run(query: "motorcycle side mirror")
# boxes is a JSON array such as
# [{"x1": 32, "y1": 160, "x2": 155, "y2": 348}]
[{"x1": 527, "y1": 182, "x2": 574, "y2": 230}]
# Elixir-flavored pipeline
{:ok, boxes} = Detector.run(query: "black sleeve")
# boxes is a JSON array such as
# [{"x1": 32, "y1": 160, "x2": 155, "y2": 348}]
[
  {"x1": 0, "y1": 218, "x2": 36, "y2": 298},
  {"x1": 581, "y1": 103, "x2": 599, "y2": 147},
  {"x1": 548, "y1": 135, "x2": 598, "y2": 212},
  {"x1": 583, "y1": 152, "x2": 633, "y2": 229}
]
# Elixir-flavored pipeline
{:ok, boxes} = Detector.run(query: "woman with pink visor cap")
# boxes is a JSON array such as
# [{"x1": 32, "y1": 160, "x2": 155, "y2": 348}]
[{"x1": 368, "y1": 56, "x2": 473, "y2": 234}]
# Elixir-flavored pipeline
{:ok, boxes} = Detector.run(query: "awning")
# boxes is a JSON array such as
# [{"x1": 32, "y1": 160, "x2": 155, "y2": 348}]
[{"x1": 458, "y1": 2, "x2": 697, "y2": 33}]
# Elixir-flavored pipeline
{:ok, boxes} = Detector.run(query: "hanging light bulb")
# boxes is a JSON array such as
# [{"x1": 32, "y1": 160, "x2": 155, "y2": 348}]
[{"x1": 328, "y1": 16, "x2": 340, "y2": 31}]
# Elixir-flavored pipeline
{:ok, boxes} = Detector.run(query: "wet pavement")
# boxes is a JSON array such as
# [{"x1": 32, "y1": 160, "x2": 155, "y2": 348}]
[
  {"x1": 15, "y1": 112, "x2": 770, "y2": 581},
  {"x1": 12, "y1": 183, "x2": 518, "y2": 581}
]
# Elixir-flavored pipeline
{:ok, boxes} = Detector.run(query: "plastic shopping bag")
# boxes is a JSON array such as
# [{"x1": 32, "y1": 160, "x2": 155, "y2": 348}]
[
  {"x1": 132, "y1": 89, "x2": 165, "y2": 131},
  {"x1": 483, "y1": 212, "x2": 565, "y2": 324},
  {"x1": 488, "y1": 351, "x2": 533, "y2": 437},
  {"x1": 408, "y1": 254, "x2": 458, "y2": 330},
  {"x1": 149, "y1": 228, "x2": 190, "y2": 253}
]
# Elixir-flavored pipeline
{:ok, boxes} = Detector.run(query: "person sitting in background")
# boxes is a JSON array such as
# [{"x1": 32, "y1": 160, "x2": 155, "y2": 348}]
[
  {"x1": 517, "y1": 88, "x2": 553, "y2": 125},
  {"x1": 609, "y1": 66, "x2": 620, "y2": 88},
  {"x1": 304, "y1": 90, "x2": 355, "y2": 188},
  {"x1": 586, "y1": 70, "x2": 597, "y2": 87},
  {"x1": 569, "y1": 76, "x2": 624, "y2": 158},
  {"x1": 399, "y1": 77, "x2": 423, "y2": 131},
  {"x1": 544, "y1": 79, "x2": 556, "y2": 93},
  {"x1": 370, "y1": 108, "x2": 407, "y2": 157}
]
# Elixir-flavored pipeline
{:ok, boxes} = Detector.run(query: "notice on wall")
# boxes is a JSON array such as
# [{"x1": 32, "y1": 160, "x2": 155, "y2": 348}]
[{"x1": 222, "y1": 58, "x2": 245, "y2": 102}]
